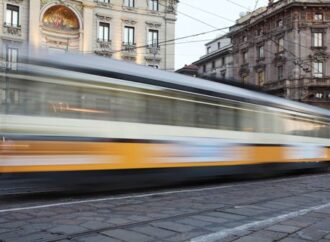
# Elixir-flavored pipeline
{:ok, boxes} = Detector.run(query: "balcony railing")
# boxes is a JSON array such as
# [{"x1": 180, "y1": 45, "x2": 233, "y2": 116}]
[
  {"x1": 3, "y1": 23, "x2": 21, "y2": 37},
  {"x1": 97, "y1": 39, "x2": 112, "y2": 49},
  {"x1": 146, "y1": 44, "x2": 160, "y2": 54},
  {"x1": 122, "y1": 42, "x2": 136, "y2": 51}
]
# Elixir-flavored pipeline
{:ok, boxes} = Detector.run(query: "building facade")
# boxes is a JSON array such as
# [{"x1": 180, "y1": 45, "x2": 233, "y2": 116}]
[
  {"x1": 0, "y1": 0, "x2": 177, "y2": 70},
  {"x1": 193, "y1": 36, "x2": 233, "y2": 80},
  {"x1": 228, "y1": 0, "x2": 330, "y2": 109}
]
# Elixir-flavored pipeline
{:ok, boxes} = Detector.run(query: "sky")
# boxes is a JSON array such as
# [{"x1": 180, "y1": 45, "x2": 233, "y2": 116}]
[{"x1": 175, "y1": 0, "x2": 269, "y2": 70}]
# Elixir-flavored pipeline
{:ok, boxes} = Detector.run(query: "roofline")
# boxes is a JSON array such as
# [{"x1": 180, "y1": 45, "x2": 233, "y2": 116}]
[
  {"x1": 194, "y1": 45, "x2": 232, "y2": 65},
  {"x1": 228, "y1": 0, "x2": 330, "y2": 36},
  {"x1": 205, "y1": 34, "x2": 229, "y2": 46}
]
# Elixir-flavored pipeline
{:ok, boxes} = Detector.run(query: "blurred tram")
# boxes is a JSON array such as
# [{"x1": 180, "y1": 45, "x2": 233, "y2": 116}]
[{"x1": 0, "y1": 53, "x2": 330, "y2": 185}]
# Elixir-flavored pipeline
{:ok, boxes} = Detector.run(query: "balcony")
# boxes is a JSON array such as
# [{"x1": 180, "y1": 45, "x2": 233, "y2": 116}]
[
  {"x1": 263, "y1": 80, "x2": 286, "y2": 91},
  {"x1": 146, "y1": 44, "x2": 160, "y2": 54},
  {"x1": 303, "y1": 78, "x2": 330, "y2": 87},
  {"x1": 122, "y1": 42, "x2": 136, "y2": 57},
  {"x1": 3, "y1": 23, "x2": 22, "y2": 38},
  {"x1": 239, "y1": 63, "x2": 250, "y2": 75},
  {"x1": 95, "y1": 40, "x2": 112, "y2": 57},
  {"x1": 94, "y1": 0, "x2": 113, "y2": 8}
]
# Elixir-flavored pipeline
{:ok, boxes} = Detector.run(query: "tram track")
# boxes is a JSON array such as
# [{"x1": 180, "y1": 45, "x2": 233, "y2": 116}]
[
  {"x1": 0, "y1": 172, "x2": 329, "y2": 242},
  {"x1": 39, "y1": 180, "x2": 330, "y2": 242}
]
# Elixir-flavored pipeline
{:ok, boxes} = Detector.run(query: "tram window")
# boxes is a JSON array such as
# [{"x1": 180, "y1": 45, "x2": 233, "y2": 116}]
[
  {"x1": 116, "y1": 92, "x2": 147, "y2": 123},
  {"x1": 218, "y1": 105, "x2": 238, "y2": 131},
  {"x1": 195, "y1": 103, "x2": 218, "y2": 129},
  {"x1": 173, "y1": 100, "x2": 195, "y2": 127},
  {"x1": 146, "y1": 95, "x2": 172, "y2": 125},
  {"x1": 282, "y1": 116, "x2": 317, "y2": 137},
  {"x1": 238, "y1": 108, "x2": 259, "y2": 132}
]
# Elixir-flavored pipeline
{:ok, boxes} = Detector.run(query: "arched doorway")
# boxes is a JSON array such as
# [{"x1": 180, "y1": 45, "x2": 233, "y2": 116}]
[{"x1": 40, "y1": 5, "x2": 81, "y2": 52}]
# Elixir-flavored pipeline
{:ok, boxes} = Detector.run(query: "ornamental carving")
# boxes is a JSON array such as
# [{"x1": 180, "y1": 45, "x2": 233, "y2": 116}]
[
  {"x1": 7, "y1": 0, "x2": 23, "y2": 4},
  {"x1": 122, "y1": 19, "x2": 137, "y2": 25},
  {"x1": 96, "y1": 14, "x2": 112, "y2": 22},
  {"x1": 146, "y1": 21, "x2": 161, "y2": 28}
]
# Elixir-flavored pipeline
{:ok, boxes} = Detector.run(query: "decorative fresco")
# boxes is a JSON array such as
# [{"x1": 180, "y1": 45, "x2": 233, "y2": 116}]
[{"x1": 42, "y1": 5, "x2": 79, "y2": 31}]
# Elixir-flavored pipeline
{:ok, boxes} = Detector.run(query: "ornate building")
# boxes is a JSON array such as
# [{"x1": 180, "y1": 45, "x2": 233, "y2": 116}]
[
  {"x1": 228, "y1": 0, "x2": 330, "y2": 109},
  {"x1": 0, "y1": 0, "x2": 178, "y2": 70}
]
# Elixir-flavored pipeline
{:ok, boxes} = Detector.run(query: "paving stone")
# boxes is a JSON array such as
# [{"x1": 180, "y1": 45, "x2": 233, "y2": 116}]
[
  {"x1": 312, "y1": 219, "x2": 330, "y2": 232},
  {"x1": 131, "y1": 225, "x2": 177, "y2": 238},
  {"x1": 2, "y1": 232, "x2": 56, "y2": 242},
  {"x1": 151, "y1": 221, "x2": 195, "y2": 233},
  {"x1": 232, "y1": 235, "x2": 274, "y2": 242},
  {"x1": 103, "y1": 229, "x2": 155, "y2": 242},
  {"x1": 192, "y1": 215, "x2": 227, "y2": 224},
  {"x1": 266, "y1": 224, "x2": 300, "y2": 233},
  {"x1": 80, "y1": 221, "x2": 111, "y2": 230},
  {"x1": 166, "y1": 230, "x2": 206, "y2": 242},
  {"x1": 206, "y1": 211, "x2": 246, "y2": 221},
  {"x1": 77, "y1": 234, "x2": 121, "y2": 242},
  {"x1": 295, "y1": 227, "x2": 328, "y2": 241},
  {"x1": 48, "y1": 225, "x2": 86, "y2": 235},
  {"x1": 176, "y1": 218, "x2": 212, "y2": 227},
  {"x1": 278, "y1": 238, "x2": 310, "y2": 242},
  {"x1": 280, "y1": 219, "x2": 313, "y2": 228},
  {"x1": 248, "y1": 230, "x2": 288, "y2": 240}
]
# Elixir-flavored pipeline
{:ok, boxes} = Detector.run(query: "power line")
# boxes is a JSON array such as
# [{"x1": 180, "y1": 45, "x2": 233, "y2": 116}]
[
  {"x1": 178, "y1": 10, "x2": 219, "y2": 29},
  {"x1": 111, "y1": 26, "x2": 231, "y2": 54},
  {"x1": 179, "y1": 1, "x2": 235, "y2": 23},
  {"x1": 225, "y1": 0, "x2": 251, "y2": 11}
]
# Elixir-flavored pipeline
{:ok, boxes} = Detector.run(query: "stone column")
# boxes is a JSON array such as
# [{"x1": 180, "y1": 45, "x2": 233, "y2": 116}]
[
  {"x1": 29, "y1": 0, "x2": 41, "y2": 53},
  {"x1": 82, "y1": 1, "x2": 96, "y2": 53}
]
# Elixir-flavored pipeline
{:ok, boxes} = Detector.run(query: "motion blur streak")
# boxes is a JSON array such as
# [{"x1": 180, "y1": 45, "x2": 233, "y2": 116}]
[{"x1": 0, "y1": 53, "x2": 329, "y2": 186}]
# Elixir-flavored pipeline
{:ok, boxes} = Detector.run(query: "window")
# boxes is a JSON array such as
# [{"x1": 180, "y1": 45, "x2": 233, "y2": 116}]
[
  {"x1": 313, "y1": 32, "x2": 323, "y2": 47},
  {"x1": 257, "y1": 70, "x2": 265, "y2": 86},
  {"x1": 314, "y1": 13, "x2": 323, "y2": 21},
  {"x1": 212, "y1": 61, "x2": 216, "y2": 69},
  {"x1": 207, "y1": 46, "x2": 211, "y2": 54},
  {"x1": 221, "y1": 56, "x2": 225, "y2": 67},
  {"x1": 243, "y1": 36, "x2": 247, "y2": 42},
  {"x1": 221, "y1": 70, "x2": 226, "y2": 78},
  {"x1": 257, "y1": 28, "x2": 263, "y2": 36},
  {"x1": 277, "y1": 37, "x2": 284, "y2": 52},
  {"x1": 6, "y1": 47, "x2": 18, "y2": 70},
  {"x1": 217, "y1": 42, "x2": 221, "y2": 49},
  {"x1": 242, "y1": 51, "x2": 248, "y2": 64},
  {"x1": 277, "y1": 65, "x2": 283, "y2": 80},
  {"x1": 203, "y1": 65, "x2": 206, "y2": 73},
  {"x1": 98, "y1": 0, "x2": 110, "y2": 3},
  {"x1": 313, "y1": 61, "x2": 323, "y2": 78},
  {"x1": 123, "y1": 0, "x2": 134, "y2": 7},
  {"x1": 148, "y1": 29, "x2": 159, "y2": 47},
  {"x1": 315, "y1": 92, "x2": 323, "y2": 99},
  {"x1": 277, "y1": 19, "x2": 283, "y2": 27},
  {"x1": 149, "y1": 0, "x2": 159, "y2": 11},
  {"x1": 242, "y1": 75, "x2": 248, "y2": 83},
  {"x1": 6, "y1": 4, "x2": 19, "y2": 27},
  {"x1": 98, "y1": 22, "x2": 110, "y2": 42},
  {"x1": 257, "y1": 45, "x2": 264, "y2": 59},
  {"x1": 124, "y1": 26, "x2": 135, "y2": 45}
]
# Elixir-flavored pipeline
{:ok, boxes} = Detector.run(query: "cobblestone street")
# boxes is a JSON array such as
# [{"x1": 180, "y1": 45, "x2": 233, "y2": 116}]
[{"x1": 0, "y1": 173, "x2": 330, "y2": 242}]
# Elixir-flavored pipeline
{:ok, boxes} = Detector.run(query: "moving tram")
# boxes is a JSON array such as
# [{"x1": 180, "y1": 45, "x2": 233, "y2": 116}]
[{"x1": 0, "y1": 53, "x2": 330, "y2": 185}]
